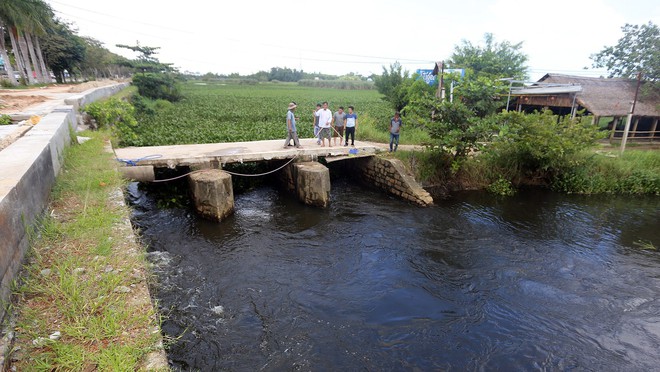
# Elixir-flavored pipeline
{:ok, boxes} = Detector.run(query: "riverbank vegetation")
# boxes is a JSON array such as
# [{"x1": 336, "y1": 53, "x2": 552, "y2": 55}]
[
  {"x1": 84, "y1": 75, "x2": 658, "y2": 196},
  {"x1": 86, "y1": 81, "x2": 430, "y2": 147},
  {"x1": 376, "y1": 31, "x2": 659, "y2": 196},
  {"x1": 9, "y1": 131, "x2": 165, "y2": 370},
  {"x1": 82, "y1": 26, "x2": 658, "y2": 196}
]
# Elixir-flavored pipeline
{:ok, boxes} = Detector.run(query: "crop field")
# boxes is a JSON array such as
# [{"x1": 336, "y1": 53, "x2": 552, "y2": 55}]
[{"x1": 127, "y1": 82, "x2": 395, "y2": 147}]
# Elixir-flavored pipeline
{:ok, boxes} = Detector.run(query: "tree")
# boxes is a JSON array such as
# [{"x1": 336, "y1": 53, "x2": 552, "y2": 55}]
[
  {"x1": 40, "y1": 20, "x2": 85, "y2": 83},
  {"x1": 0, "y1": 0, "x2": 54, "y2": 85},
  {"x1": 452, "y1": 72, "x2": 507, "y2": 118},
  {"x1": 591, "y1": 22, "x2": 659, "y2": 82},
  {"x1": 449, "y1": 33, "x2": 528, "y2": 80},
  {"x1": 373, "y1": 62, "x2": 413, "y2": 111},
  {"x1": 79, "y1": 37, "x2": 128, "y2": 80},
  {"x1": 406, "y1": 95, "x2": 494, "y2": 161},
  {"x1": 116, "y1": 42, "x2": 173, "y2": 73},
  {"x1": 267, "y1": 67, "x2": 303, "y2": 82}
]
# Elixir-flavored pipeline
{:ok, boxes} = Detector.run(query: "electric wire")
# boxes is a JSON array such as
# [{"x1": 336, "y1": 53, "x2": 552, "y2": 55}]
[{"x1": 149, "y1": 154, "x2": 300, "y2": 183}]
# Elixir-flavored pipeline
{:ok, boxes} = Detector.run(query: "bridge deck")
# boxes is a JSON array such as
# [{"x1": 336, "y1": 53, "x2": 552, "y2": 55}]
[{"x1": 113, "y1": 138, "x2": 382, "y2": 168}]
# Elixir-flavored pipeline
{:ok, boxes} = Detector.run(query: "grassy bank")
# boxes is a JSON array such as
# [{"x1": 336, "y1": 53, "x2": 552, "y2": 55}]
[
  {"x1": 392, "y1": 148, "x2": 660, "y2": 196},
  {"x1": 9, "y1": 131, "x2": 165, "y2": 370},
  {"x1": 103, "y1": 81, "x2": 430, "y2": 147}
]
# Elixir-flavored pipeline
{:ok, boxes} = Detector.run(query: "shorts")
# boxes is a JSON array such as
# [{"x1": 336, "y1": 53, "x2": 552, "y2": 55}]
[
  {"x1": 334, "y1": 126, "x2": 345, "y2": 137},
  {"x1": 319, "y1": 127, "x2": 331, "y2": 139}
]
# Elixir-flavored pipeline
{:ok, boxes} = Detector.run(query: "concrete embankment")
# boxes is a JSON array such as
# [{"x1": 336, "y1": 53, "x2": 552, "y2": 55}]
[{"x1": 0, "y1": 83, "x2": 128, "y2": 321}]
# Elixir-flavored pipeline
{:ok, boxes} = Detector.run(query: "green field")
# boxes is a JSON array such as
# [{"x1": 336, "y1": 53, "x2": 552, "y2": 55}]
[{"x1": 126, "y1": 82, "x2": 409, "y2": 147}]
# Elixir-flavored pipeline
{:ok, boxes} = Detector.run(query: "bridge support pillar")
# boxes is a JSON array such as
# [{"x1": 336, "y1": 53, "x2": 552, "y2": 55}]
[
  {"x1": 286, "y1": 161, "x2": 330, "y2": 208},
  {"x1": 189, "y1": 169, "x2": 234, "y2": 221},
  {"x1": 118, "y1": 165, "x2": 155, "y2": 182}
]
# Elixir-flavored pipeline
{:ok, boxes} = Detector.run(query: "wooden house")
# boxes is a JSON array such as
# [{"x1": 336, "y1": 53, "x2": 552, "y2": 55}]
[{"x1": 508, "y1": 74, "x2": 659, "y2": 142}]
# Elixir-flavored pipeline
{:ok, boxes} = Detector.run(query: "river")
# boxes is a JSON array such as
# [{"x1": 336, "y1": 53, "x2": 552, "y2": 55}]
[{"x1": 127, "y1": 179, "x2": 660, "y2": 371}]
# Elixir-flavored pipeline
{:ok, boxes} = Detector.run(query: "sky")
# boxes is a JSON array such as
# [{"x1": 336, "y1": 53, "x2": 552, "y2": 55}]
[{"x1": 46, "y1": 0, "x2": 660, "y2": 81}]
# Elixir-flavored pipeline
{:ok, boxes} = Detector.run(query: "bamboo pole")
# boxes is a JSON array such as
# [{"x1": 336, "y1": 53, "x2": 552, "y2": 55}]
[{"x1": 621, "y1": 72, "x2": 642, "y2": 154}]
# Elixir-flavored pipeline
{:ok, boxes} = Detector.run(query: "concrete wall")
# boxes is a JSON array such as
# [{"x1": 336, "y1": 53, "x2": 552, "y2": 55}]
[
  {"x1": 63, "y1": 82, "x2": 130, "y2": 112},
  {"x1": 0, "y1": 83, "x2": 128, "y2": 321},
  {"x1": 352, "y1": 157, "x2": 433, "y2": 206},
  {"x1": 0, "y1": 108, "x2": 75, "y2": 316}
]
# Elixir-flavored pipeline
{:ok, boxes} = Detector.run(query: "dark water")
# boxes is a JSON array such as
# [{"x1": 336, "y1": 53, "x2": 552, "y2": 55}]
[{"x1": 127, "y1": 180, "x2": 660, "y2": 371}]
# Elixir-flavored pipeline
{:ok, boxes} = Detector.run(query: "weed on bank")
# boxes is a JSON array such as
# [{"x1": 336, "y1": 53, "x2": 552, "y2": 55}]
[{"x1": 9, "y1": 131, "x2": 165, "y2": 370}]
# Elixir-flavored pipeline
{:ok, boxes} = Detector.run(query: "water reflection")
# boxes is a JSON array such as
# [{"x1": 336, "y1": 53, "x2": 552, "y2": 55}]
[{"x1": 127, "y1": 181, "x2": 660, "y2": 371}]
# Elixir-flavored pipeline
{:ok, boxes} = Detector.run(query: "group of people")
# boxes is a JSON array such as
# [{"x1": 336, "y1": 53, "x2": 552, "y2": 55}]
[{"x1": 284, "y1": 102, "x2": 402, "y2": 152}]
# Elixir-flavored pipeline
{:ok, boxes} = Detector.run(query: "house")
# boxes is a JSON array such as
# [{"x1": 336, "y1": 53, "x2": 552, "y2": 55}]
[{"x1": 508, "y1": 74, "x2": 659, "y2": 142}]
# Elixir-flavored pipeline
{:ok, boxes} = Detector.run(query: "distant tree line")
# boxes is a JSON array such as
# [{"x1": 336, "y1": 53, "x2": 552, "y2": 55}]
[{"x1": 193, "y1": 67, "x2": 372, "y2": 84}]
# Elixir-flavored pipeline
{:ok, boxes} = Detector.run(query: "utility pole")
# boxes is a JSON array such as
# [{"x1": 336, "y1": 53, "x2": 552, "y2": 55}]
[
  {"x1": 435, "y1": 61, "x2": 445, "y2": 100},
  {"x1": 621, "y1": 72, "x2": 642, "y2": 154}
]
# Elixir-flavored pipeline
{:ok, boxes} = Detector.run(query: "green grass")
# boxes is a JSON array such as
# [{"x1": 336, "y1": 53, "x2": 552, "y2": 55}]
[
  {"x1": 123, "y1": 81, "x2": 407, "y2": 146},
  {"x1": 11, "y1": 130, "x2": 164, "y2": 370},
  {"x1": 357, "y1": 112, "x2": 432, "y2": 145},
  {"x1": 551, "y1": 149, "x2": 660, "y2": 194}
]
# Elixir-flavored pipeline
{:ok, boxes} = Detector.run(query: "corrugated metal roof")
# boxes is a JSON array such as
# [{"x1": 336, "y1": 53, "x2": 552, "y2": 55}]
[{"x1": 512, "y1": 85, "x2": 582, "y2": 95}]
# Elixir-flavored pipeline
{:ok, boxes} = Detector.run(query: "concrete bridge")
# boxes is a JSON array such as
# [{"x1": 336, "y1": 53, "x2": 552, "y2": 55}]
[
  {"x1": 113, "y1": 138, "x2": 381, "y2": 170},
  {"x1": 114, "y1": 138, "x2": 433, "y2": 221}
]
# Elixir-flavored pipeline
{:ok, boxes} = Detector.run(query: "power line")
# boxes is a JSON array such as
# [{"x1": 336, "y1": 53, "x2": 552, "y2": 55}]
[
  {"x1": 48, "y1": 0, "x2": 192, "y2": 34},
  {"x1": 48, "y1": 1, "x2": 434, "y2": 65},
  {"x1": 53, "y1": 9, "x2": 169, "y2": 40}
]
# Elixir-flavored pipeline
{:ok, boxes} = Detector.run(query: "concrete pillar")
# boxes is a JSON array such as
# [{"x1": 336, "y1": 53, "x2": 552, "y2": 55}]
[
  {"x1": 294, "y1": 162, "x2": 330, "y2": 208},
  {"x1": 188, "y1": 170, "x2": 234, "y2": 222},
  {"x1": 118, "y1": 165, "x2": 155, "y2": 182}
]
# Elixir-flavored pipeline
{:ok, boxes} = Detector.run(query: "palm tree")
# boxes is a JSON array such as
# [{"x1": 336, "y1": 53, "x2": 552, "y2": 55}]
[
  {"x1": 0, "y1": 20, "x2": 19, "y2": 85},
  {"x1": 0, "y1": 0, "x2": 54, "y2": 85}
]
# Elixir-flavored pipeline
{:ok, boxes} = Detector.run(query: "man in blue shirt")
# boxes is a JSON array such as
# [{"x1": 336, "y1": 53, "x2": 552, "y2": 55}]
[
  {"x1": 284, "y1": 102, "x2": 302, "y2": 148},
  {"x1": 344, "y1": 106, "x2": 357, "y2": 146}
]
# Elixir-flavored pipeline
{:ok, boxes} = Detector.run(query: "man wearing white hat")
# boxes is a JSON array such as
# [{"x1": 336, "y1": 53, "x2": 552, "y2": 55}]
[{"x1": 284, "y1": 102, "x2": 302, "y2": 148}]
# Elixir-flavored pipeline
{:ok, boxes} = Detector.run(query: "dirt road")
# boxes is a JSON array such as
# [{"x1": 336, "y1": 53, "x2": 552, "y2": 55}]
[{"x1": 0, "y1": 80, "x2": 124, "y2": 114}]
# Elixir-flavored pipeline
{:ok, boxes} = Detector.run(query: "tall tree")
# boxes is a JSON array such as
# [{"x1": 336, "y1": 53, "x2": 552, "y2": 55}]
[
  {"x1": 373, "y1": 62, "x2": 412, "y2": 111},
  {"x1": 41, "y1": 20, "x2": 85, "y2": 83},
  {"x1": 449, "y1": 33, "x2": 528, "y2": 80},
  {"x1": 0, "y1": 0, "x2": 54, "y2": 84},
  {"x1": 0, "y1": 21, "x2": 19, "y2": 85},
  {"x1": 591, "y1": 21, "x2": 659, "y2": 82},
  {"x1": 116, "y1": 42, "x2": 172, "y2": 73}
]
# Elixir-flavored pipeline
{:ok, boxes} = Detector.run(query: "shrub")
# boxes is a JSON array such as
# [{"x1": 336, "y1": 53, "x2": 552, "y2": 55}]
[
  {"x1": 406, "y1": 97, "x2": 495, "y2": 161},
  {"x1": 83, "y1": 98, "x2": 138, "y2": 146},
  {"x1": 0, "y1": 114, "x2": 12, "y2": 125},
  {"x1": 552, "y1": 150, "x2": 660, "y2": 194},
  {"x1": 129, "y1": 95, "x2": 172, "y2": 116},
  {"x1": 485, "y1": 110, "x2": 604, "y2": 180},
  {"x1": 131, "y1": 73, "x2": 182, "y2": 102},
  {"x1": 1, "y1": 79, "x2": 14, "y2": 88},
  {"x1": 487, "y1": 176, "x2": 516, "y2": 196}
]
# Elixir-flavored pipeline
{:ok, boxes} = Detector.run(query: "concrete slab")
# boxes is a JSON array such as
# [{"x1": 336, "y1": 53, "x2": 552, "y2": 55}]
[{"x1": 114, "y1": 138, "x2": 383, "y2": 169}]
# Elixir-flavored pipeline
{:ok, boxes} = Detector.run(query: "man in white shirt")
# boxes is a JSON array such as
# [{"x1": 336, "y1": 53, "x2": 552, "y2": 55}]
[{"x1": 315, "y1": 101, "x2": 333, "y2": 147}]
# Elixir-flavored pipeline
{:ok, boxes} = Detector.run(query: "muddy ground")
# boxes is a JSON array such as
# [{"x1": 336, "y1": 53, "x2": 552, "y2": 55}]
[{"x1": 0, "y1": 80, "x2": 122, "y2": 114}]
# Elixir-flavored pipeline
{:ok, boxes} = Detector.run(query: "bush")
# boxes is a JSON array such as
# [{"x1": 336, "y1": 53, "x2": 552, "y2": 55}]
[
  {"x1": 406, "y1": 98, "x2": 494, "y2": 161},
  {"x1": 1, "y1": 79, "x2": 14, "y2": 88},
  {"x1": 131, "y1": 73, "x2": 182, "y2": 102},
  {"x1": 129, "y1": 94, "x2": 173, "y2": 116},
  {"x1": 0, "y1": 114, "x2": 12, "y2": 125},
  {"x1": 487, "y1": 176, "x2": 516, "y2": 196},
  {"x1": 83, "y1": 98, "x2": 138, "y2": 146},
  {"x1": 552, "y1": 150, "x2": 660, "y2": 194},
  {"x1": 485, "y1": 110, "x2": 604, "y2": 180}
]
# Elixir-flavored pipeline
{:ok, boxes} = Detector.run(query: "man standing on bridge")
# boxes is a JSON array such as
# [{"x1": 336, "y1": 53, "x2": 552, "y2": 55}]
[
  {"x1": 316, "y1": 101, "x2": 333, "y2": 147},
  {"x1": 284, "y1": 102, "x2": 302, "y2": 149}
]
